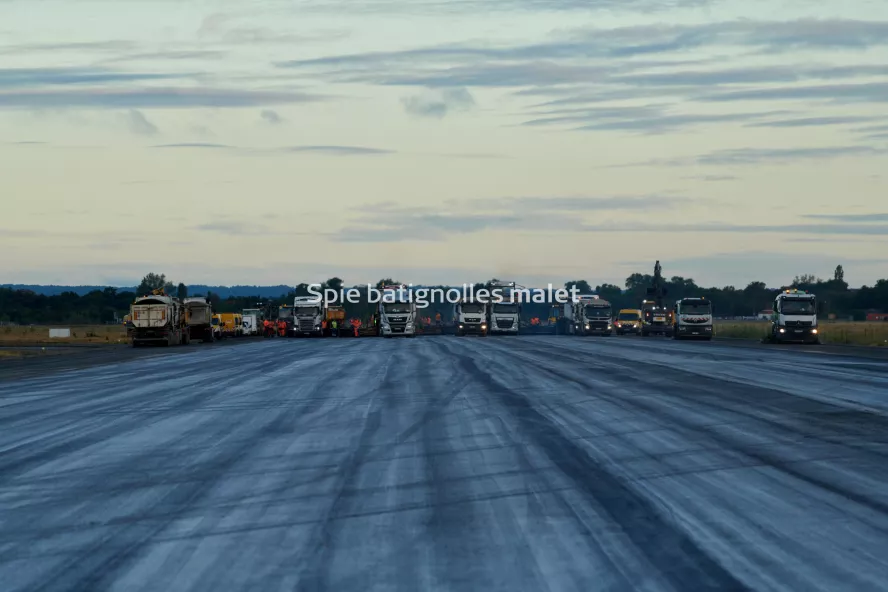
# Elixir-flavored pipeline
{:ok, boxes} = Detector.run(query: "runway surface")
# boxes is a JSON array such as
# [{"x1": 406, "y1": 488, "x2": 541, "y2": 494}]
[{"x1": 2, "y1": 336, "x2": 888, "y2": 591}]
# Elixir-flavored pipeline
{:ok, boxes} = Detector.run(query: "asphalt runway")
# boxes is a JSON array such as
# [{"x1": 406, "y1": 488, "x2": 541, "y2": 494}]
[{"x1": 2, "y1": 336, "x2": 888, "y2": 591}]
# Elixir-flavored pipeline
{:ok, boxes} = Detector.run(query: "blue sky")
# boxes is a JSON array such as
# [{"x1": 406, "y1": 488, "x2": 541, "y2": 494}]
[{"x1": 2, "y1": 0, "x2": 887, "y2": 288}]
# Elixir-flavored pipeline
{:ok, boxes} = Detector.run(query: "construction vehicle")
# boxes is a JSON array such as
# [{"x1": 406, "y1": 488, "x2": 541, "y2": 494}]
[
  {"x1": 292, "y1": 296, "x2": 327, "y2": 337},
  {"x1": 768, "y1": 289, "x2": 819, "y2": 344},
  {"x1": 326, "y1": 305, "x2": 346, "y2": 337},
  {"x1": 641, "y1": 260, "x2": 673, "y2": 337},
  {"x1": 453, "y1": 297, "x2": 488, "y2": 336},
  {"x1": 242, "y1": 312, "x2": 258, "y2": 336},
  {"x1": 277, "y1": 305, "x2": 296, "y2": 336},
  {"x1": 378, "y1": 284, "x2": 416, "y2": 337},
  {"x1": 211, "y1": 314, "x2": 223, "y2": 339},
  {"x1": 218, "y1": 312, "x2": 243, "y2": 338},
  {"x1": 184, "y1": 297, "x2": 215, "y2": 343},
  {"x1": 130, "y1": 289, "x2": 189, "y2": 347},
  {"x1": 614, "y1": 308, "x2": 642, "y2": 335},
  {"x1": 242, "y1": 308, "x2": 263, "y2": 336},
  {"x1": 672, "y1": 297, "x2": 713, "y2": 340},
  {"x1": 487, "y1": 280, "x2": 521, "y2": 335},
  {"x1": 565, "y1": 294, "x2": 613, "y2": 336}
]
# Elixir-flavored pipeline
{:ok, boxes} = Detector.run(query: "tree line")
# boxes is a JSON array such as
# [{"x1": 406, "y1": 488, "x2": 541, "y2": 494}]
[{"x1": 1, "y1": 266, "x2": 885, "y2": 325}]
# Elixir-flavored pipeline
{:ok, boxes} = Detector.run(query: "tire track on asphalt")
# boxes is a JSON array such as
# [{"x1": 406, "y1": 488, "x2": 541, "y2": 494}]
[{"x1": 456, "y1": 338, "x2": 753, "y2": 591}]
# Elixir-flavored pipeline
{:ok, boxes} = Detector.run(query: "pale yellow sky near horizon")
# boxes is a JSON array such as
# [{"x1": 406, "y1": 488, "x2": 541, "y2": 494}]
[{"x1": 2, "y1": 0, "x2": 888, "y2": 289}]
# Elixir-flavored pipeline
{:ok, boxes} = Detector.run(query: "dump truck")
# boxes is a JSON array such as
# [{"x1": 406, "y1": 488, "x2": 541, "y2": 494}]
[
  {"x1": 673, "y1": 297, "x2": 713, "y2": 340},
  {"x1": 292, "y1": 296, "x2": 327, "y2": 337},
  {"x1": 184, "y1": 297, "x2": 215, "y2": 343},
  {"x1": 564, "y1": 294, "x2": 613, "y2": 336},
  {"x1": 326, "y1": 305, "x2": 346, "y2": 336},
  {"x1": 130, "y1": 291, "x2": 188, "y2": 347},
  {"x1": 378, "y1": 284, "x2": 416, "y2": 337},
  {"x1": 277, "y1": 305, "x2": 296, "y2": 336},
  {"x1": 487, "y1": 280, "x2": 521, "y2": 335},
  {"x1": 641, "y1": 300, "x2": 673, "y2": 337},
  {"x1": 453, "y1": 297, "x2": 488, "y2": 336},
  {"x1": 768, "y1": 289, "x2": 819, "y2": 344}
]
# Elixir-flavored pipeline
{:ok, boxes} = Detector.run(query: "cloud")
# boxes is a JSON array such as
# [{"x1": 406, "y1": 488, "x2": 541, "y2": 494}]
[
  {"x1": 124, "y1": 109, "x2": 158, "y2": 135},
  {"x1": 698, "y1": 82, "x2": 888, "y2": 104},
  {"x1": 152, "y1": 143, "x2": 232, "y2": 149},
  {"x1": 0, "y1": 87, "x2": 327, "y2": 109},
  {"x1": 260, "y1": 109, "x2": 283, "y2": 124},
  {"x1": 744, "y1": 116, "x2": 882, "y2": 128},
  {"x1": 193, "y1": 221, "x2": 272, "y2": 235},
  {"x1": 802, "y1": 213, "x2": 888, "y2": 222},
  {"x1": 0, "y1": 41, "x2": 135, "y2": 55},
  {"x1": 333, "y1": 195, "x2": 693, "y2": 242},
  {"x1": 401, "y1": 87, "x2": 475, "y2": 118},
  {"x1": 616, "y1": 145, "x2": 888, "y2": 167},
  {"x1": 0, "y1": 67, "x2": 193, "y2": 89},
  {"x1": 102, "y1": 50, "x2": 227, "y2": 63},
  {"x1": 7, "y1": 140, "x2": 46, "y2": 145},
  {"x1": 684, "y1": 175, "x2": 737, "y2": 182},
  {"x1": 282, "y1": 145, "x2": 394, "y2": 155}
]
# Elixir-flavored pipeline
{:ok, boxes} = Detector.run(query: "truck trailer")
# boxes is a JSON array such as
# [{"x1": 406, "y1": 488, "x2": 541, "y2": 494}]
[
  {"x1": 130, "y1": 292, "x2": 189, "y2": 347},
  {"x1": 184, "y1": 297, "x2": 215, "y2": 343}
]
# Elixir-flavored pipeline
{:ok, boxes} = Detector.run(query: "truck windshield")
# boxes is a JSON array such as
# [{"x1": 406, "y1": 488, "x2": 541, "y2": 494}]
[
  {"x1": 493, "y1": 303, "x2": 518, "y2": 314},
  {"x1": 780, "y1": 299, "x2": 816, "y2": 314},
  {"x1": 212, "y1": 318, "x2": 220, "y2": 325},
  {"x1": 680, "y1": 303, "x2": 711, "y2": 314},
  {"x1": 384, "y1": 303, "x2": 412, "y2": 313},
  {"x1": 585, "y1": 306, "x2": 611, "y2": 318},
  {"x1": 278, "y1": 308, "x2": 294, "y2": 319},
  {"x1": 460, "y1": 303, "x2": 484, "y2": 313},
  {"x1": 295, "y1": 307, "x2": 320, "y2": 317},
  {"x1": 618, "y1": 312, "x2": 639, "y2": 321}
]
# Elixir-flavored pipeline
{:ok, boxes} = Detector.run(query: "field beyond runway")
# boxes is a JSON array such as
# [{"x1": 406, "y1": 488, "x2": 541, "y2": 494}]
[{"x1": 2, "y1": 336, "x2": 888, "y2": 591}]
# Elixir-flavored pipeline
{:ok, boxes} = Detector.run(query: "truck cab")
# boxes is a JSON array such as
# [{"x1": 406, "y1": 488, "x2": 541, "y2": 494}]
[
  {"x1": 378, "y1": 285, "x2": 416, "y2": 337},
  {"x1": 487, "y1": 281, "x2": 521, "y2": 335},
  {"x1": 614, "y1": 309, "x2": 642, "y2": 335},
  {"x1": 565, "y1": 295, "x2": 613, "y2": 336},
  {"x1": 641, "y1": 300, "x2": 673, "y2": 337},
  {"x1": 292, "y1": 296, "x2": 327, "y2": 337},
  {"x1": 672, "y1": 297, "x2": 713, "y2": 340},
  {"x1": 454, "y1": 299, "x2": 488, "y2": 336},
  {"x1": 770, "y1": 289, "x2": 819, "y2": 344}
]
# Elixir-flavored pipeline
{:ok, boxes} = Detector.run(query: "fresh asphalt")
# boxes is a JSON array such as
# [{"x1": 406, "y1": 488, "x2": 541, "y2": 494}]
[{"x1": 1, "y1": 335, "x2": 888, "y2": 591}]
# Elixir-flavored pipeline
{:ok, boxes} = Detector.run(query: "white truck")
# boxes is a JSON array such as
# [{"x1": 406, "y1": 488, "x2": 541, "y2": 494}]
[
  {"x1": 769, "y1": 289, "x2": 819, "y2": 344},
  {"x1": 453, "y1": 298, "x2": 488, "y2": 336},
  {"x1": 184, "y1": 297, "x2": 215, "y2": 343},
  {"x1": 487, "y1": 280, "x2": 521, "y2": 335},
  {"x1": 130, "y1": 292, "x2": 188, "y2": 347},
  {"x1": 672, "y1": 297, "x2": 713, "y2": 340},
  {"x1": 564, "y1": 294, "x2": 613, "y2": 336},
  {"x1": 378, "y1": 285, "x2": 416, "y2": 337},
  {"x1": 242, "y1": 313, "x2": 258, "y2": 336},
  {"x1": 292, "y1": 295, "x2": 328, "y2": 337}
]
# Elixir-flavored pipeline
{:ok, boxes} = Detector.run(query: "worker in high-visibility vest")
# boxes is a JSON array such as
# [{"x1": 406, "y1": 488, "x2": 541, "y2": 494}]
[
  {"x1": 331, "y1": 319, "x2": 339, "y2": 337},
  {"x1": 351, "y1": 318, "x2": 360, "y2": 337},
  {"x1": 277, "y1": 319, "x2": 287, "y2": 337}
]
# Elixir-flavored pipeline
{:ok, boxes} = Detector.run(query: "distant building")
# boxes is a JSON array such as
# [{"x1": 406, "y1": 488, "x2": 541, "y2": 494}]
[
  {"x1": 866, "y1": 312, "x2": 887, "y2": 322},
  {"x1": 757, "y1": 309, "x2": 774, "y2": 320}
]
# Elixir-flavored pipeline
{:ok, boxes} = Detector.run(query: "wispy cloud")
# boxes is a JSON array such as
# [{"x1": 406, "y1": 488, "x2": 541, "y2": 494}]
[
  {"x1": 281, "y1": 145, "x2": 394, "y2": 155},
  {"x1": 260, "y1": 109, "x2": 283, "y2": 124},
  {"x1": 402, "y1": 87, "x2": 475, "y2": 118},
  {"x1": 124, "y1": 109, "x2": 158, "y2": 135},
  {"x1": 802, "y1": 213, "x2": 888, "y2": 222},
  {"x1": 0, "y1": 67, "x2": 193, "y2": 89},
  {"x1": 0, "y1": 88, "x2": 327, "y2": 109},
  {"x1": 152, "y1": 143, "x2": 232, "y2": 149},
  {"x1": 616, "y1": 145, "x2": 888, "y2": 167}
]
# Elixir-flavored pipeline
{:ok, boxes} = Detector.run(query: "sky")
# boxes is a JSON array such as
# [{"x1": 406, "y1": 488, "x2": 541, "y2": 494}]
[{"x1": 2, "y1": 0, "x2": 888, "y2": 290}]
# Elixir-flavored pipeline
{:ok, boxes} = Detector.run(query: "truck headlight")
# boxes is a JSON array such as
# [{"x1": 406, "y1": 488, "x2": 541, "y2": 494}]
[
  {"x1": 779, "y1": 328, "x2": 786, "y2": 333},
  {"x1": 811, "y1": 328, "x2": 818, "y2": 334},
  {"x1": 481, "y1": 324, "x2": 486, "y2": 329},
  {"x1": 585, "y1": 324, "x2": 589, "y2": 329}
]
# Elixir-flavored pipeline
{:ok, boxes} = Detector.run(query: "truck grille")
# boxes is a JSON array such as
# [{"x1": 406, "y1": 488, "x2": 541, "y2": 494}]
[
  {"x1": 496, "y1": 318, "x2": 514, "y2": 329},
  {"x1": 590, "y1": 320, "x2": 609, "y2": 329},
  {"x1": 784, "y1": 320, "x2": 813, "y2": 327},
  {"x1": 299, "y1": 320, "x2": 314, "y2": 331}
]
